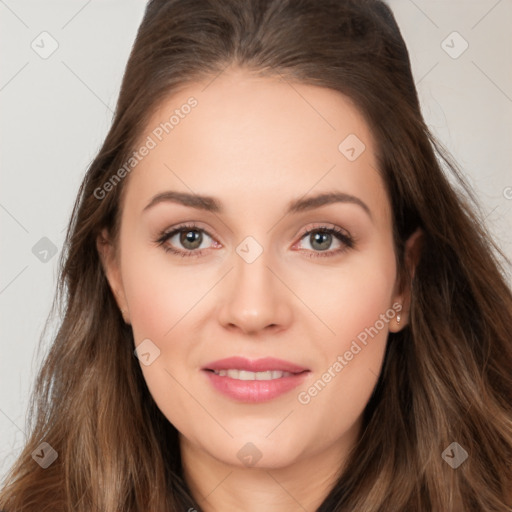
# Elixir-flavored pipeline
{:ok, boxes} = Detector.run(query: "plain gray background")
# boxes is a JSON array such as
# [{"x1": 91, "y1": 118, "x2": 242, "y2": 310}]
[{"x1": 1, "y1": 0, "x2": 511, "y2": 482}]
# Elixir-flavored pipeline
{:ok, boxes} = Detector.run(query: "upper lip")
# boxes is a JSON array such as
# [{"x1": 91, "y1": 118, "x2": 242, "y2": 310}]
[{"x1": 202, "y1": 356, "x2": 309, "y2": 374}]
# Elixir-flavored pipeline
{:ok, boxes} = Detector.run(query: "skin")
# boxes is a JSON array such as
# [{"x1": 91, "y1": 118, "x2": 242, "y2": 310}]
[{"x1": 98, "y1": 67, "x2": 421, "y2": 512}]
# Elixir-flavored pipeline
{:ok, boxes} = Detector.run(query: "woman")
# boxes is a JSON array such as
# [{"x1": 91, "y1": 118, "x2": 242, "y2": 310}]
[{"x1": 1, "y1": 0, "x2": 511, "y2": 510}]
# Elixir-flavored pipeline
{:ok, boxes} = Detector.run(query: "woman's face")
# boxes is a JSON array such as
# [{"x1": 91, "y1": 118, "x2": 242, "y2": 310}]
[{"x1": 100, "y1": 68, "x2": 407, "y2": 471}]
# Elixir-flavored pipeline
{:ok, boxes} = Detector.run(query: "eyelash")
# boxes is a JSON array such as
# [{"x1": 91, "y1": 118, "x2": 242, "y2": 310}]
[{"x1": 154, "y1": 223, "x2": 355, "y2": 259}]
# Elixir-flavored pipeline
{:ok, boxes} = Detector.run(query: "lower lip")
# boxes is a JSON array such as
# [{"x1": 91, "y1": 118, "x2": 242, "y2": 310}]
[{"x1": 203, "y1": 370, "x2": 310, "y2": 403}]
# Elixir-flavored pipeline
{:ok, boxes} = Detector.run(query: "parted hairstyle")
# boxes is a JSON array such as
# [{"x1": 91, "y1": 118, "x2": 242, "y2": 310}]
[{"x1": 1, "y1": 0, "x2": 511, "y2": 510}]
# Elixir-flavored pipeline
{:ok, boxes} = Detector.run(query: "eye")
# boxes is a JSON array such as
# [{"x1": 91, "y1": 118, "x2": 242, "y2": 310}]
[
  {"x1": 155, "y1": 223, "x2": 219, "y2": 257},
  {"x1": 294, "y1": 225, "x2": 354, "y2": 258}
]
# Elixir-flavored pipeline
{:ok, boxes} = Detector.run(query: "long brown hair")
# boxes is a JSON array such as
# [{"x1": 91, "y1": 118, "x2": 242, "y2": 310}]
[{"x1": 1, "y1": 1, "x2": 511, "y2": 510}]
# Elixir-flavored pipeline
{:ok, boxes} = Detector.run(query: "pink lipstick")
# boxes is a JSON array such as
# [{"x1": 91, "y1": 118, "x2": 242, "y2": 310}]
[{"x1": 201, "y1": 356, "x2": 310, "y2": 403}]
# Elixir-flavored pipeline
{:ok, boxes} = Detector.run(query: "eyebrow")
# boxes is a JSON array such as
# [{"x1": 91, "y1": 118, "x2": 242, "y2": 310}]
[{"x1": 143, "y1": 190, "x2": 372, "y2": 219}]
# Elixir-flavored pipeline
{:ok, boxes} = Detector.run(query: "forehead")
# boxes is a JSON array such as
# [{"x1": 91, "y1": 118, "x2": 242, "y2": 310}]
[{"x1": 122, "y1": 69, "x2": 388, "y2": 219}]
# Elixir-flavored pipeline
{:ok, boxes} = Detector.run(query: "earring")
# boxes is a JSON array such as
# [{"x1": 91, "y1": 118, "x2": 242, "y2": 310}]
[{"x1": 396, "y1": 313, "x2": 401, "y2": 325}]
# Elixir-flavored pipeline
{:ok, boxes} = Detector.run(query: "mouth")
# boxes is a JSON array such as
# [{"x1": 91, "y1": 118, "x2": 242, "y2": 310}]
[
  {"x1": 204, "y1": 368, "x2": 305, "y2": 380},
  {"x1": 201, "y1": 357, "x2": 311, "y2": 403},
  {"x1": 202, "y1": 356, "x2": 309, "y2": 374}
]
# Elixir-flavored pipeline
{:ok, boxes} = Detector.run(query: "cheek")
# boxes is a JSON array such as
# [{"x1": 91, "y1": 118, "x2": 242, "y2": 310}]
[
  {"x1": 297, "y1": 242, "x2": 397, "y2": 349},
  {"x1": 121, "y1": 244, "x2": 214, "y2": 341},
  {"x1": 120, "y1": 248, "x2": 209, "y2": 427},
  {"x1": 295, "y1": 246, "x2": 396, "y2": 435},
  {"x1": 292, "y1": 244, "x2": 396, "y2": 412}
]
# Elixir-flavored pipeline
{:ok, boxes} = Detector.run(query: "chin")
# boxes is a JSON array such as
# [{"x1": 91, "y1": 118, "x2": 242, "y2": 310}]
[{"x1": 212, "y1": 434, "x2": 307, "y2": 470}]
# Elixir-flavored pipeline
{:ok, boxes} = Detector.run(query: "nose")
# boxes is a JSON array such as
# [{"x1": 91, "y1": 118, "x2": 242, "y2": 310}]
[{"x1": 217, "y1": 248, "x2": 293, "y2": 335}]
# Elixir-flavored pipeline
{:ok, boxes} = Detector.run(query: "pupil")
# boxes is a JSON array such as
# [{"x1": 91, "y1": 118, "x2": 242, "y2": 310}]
[
  {"x1": 311, "y1": 232, "x2": 331, "y2": 251},
  {"x1": 181, "y1": 230, "x2": 202, "y2": 249}
]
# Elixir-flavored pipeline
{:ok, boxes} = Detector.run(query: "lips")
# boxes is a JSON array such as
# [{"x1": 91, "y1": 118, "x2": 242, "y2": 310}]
[
  {"x1": 202, "y1": 356, "x2": 309, "y2": 374},
  {"x1": 201, "y1": 357, "x2": 310, "y2": 403}
]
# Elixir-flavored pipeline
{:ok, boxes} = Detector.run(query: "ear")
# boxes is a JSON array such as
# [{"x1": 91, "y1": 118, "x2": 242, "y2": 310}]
[
  {"x1": 389, "y1": 227, "x2": 423, "y2": 332},
  {"x1": 96, "y1": 228, "x2": 130, "y2": 324}
]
